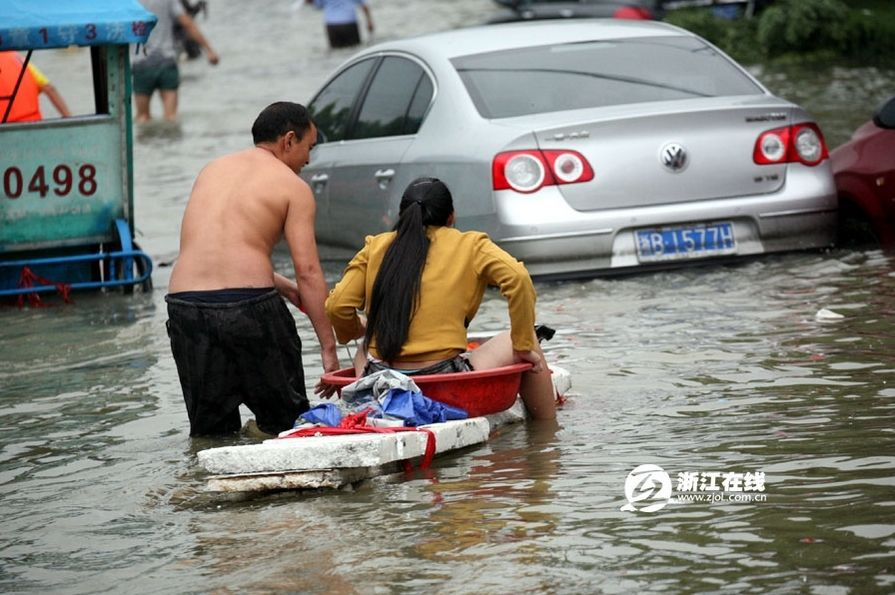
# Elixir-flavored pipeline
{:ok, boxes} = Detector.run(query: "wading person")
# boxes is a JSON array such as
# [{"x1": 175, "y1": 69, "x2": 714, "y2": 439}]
[
  {"x1": 325, "y1": 177, "x2": 557, "y2": 421},
  {"x1": 166, "y1": 101, "x2": 339, "y2": 437},
  {"x1": 306, "y1": 0, "x2": 374, "y2": 49},
  {"x1": 133, "y1": 0, "x2": 219, "y2": 123}
]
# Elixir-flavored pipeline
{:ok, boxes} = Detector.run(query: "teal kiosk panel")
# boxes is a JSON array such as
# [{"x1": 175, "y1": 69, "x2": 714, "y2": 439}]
[{"x1": 0, "y1": 1, "x2": 156, "y2": 296}]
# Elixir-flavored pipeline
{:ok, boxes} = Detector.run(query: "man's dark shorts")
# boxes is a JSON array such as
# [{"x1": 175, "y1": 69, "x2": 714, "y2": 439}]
[
  {"x1": 326, "y1": 22, "x2": 361, "y2": 48},
  {"x1": 132, "y1": 57, "x2": 180, "y2": 95},
  {"x1": 165, "y1": 288, "x2": 309, "y2": 437}
]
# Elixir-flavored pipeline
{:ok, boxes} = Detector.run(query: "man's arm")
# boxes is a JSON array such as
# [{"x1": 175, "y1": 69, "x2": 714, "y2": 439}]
[
  {"x1": 41, "y1": 84, "x2": 71, "y2": 117},
  {"x1": 176, "y1": 13, "x2": 220, "y2": 65},
  {"x1": 283, "y1": 180, "x2": 340, "y2": 379},
  {"x1": 28, "y1": 64, "x2": 70, "y2": 117},
  {"x1": 360, "y1": 4, "x2": 374, "y2": 34},
  {"x1": 274, "y1": 272, "x2": 302, "y2": 310}
]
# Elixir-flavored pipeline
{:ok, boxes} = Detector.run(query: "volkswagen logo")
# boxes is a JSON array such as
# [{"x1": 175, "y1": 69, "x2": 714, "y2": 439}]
[{"x1": 660, "y1": 142, "x2": 688, "y2": 173}]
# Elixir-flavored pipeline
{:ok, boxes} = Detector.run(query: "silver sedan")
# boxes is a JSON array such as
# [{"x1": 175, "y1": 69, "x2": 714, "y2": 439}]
[{"x1": 302, "y1": 19, "x2": 837, "y2": 279}]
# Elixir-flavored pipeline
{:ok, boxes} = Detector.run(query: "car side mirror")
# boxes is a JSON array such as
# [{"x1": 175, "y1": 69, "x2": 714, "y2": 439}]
[{"x1": 873, "y1": 96, "x2": 895, "y2": 130}]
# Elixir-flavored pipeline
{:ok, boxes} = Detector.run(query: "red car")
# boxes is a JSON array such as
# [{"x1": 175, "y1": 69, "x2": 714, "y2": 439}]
[{"x1": 831, "y1": 95, "x2": 895, "y2": 247}]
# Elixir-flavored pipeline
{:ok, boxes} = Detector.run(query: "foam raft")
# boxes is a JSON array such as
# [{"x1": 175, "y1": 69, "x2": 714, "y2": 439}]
[{"x1": 197, "y1": 366, "x2": 571, "y2": 494}]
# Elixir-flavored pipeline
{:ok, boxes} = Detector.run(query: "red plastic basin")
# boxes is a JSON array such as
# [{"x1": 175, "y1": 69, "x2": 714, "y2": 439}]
[{"x1": 320, "y1": 362, "x2": 532, "y2": 417}]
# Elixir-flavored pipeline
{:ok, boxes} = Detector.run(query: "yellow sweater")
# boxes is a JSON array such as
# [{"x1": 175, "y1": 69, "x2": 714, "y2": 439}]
[{"x1": 325, "y1": 226, "x2": 538, "y2": 362}]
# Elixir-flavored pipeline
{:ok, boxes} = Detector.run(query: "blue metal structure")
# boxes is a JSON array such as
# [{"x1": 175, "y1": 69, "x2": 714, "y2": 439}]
[{"x1": 0, "y1": 0, "x2": 157, "y2": 299}]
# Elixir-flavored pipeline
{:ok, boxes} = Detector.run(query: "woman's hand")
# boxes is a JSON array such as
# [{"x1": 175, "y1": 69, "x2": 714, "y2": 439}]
[{"x1": 514, "y1": 349, "x2": 544, "y2": 373}]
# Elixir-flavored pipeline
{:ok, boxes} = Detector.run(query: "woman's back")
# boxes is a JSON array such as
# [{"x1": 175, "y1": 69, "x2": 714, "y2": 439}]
[
  {"x1": 335, "y1": 226, "x2": 535, "y2": 362},
  {"x1": 324, "y1": 176, "x2": 557, "y2": 420}
]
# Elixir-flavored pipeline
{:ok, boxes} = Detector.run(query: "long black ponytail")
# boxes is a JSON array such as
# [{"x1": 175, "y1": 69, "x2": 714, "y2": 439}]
[{"x1": 365, "y1": 177, "x2": 454, "y2": 362}]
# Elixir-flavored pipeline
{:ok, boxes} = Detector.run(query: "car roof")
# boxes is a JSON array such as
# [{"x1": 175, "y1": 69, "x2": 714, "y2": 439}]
[{"x1": 361, "y1": 18, "x2": 689, "y2": 61}]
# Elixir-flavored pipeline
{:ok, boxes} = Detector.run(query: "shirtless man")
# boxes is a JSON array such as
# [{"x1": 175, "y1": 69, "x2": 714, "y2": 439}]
[{"x1": 165, "y1": 101, "x2": 339, "y2": 437}]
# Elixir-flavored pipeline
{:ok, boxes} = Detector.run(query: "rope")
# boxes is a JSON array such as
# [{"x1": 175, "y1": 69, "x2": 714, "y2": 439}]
[
  {"x1": 278, "y1": 408, "x2": 437, "y2": 470},
  {"x1": 15, "y1": 266, "x2": 74, "y2": 308}
]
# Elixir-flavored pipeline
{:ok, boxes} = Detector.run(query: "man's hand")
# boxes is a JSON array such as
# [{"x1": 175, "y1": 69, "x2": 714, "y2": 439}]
[
  {"x1": 274, "y1": 273, "x2": 303, "y2": 311},
  {"x1": 314, "y1": 378, "x2": 339, "y2": 399},
  {"x1": 314, "y1": 346, "x2": 341, "y2": 398}
]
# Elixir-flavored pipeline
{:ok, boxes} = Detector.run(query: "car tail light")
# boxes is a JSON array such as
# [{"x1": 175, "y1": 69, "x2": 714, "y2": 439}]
[
  {"x1": 613, "y1": 6, "x2": 653, "y2": 19},
  {"x1": 493, "y1": 149, "x2": 594, "y2": 193},
  {"x1": 753, "y1": 123, "x2": 829, "y2": 166}
]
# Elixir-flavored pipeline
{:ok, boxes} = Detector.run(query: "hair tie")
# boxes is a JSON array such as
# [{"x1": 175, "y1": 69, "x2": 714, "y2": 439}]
[{"x1": 415, "y1": 200, "x2": 424, "y2": 207}]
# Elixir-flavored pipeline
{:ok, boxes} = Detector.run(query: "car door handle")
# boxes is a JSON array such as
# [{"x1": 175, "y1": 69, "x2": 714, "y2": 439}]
[
  {"x1": 374, "y1": 169, "x2": 395, "y2": 180},
  {"x1": 309, "y1": 173, "x2": 328, "y2": 196}
]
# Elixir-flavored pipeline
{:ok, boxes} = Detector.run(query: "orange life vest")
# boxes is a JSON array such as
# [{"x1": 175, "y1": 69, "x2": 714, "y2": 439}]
[{"x1": 0, "y1": 52, "x2": 43, "y2": 123}]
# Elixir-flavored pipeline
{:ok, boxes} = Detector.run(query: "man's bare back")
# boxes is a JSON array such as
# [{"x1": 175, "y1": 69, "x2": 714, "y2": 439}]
[
  {"x1": 166, "y1": 102, "x2": 339, "y2": 433},
  {"x1": 169, "y1": 146, "x2": 305, "y2": 293}
]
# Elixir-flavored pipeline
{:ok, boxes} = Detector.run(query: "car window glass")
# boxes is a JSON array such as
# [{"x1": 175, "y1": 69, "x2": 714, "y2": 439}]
[
  {"x1": 452, "y1": 36, "x2": 764, "y2": 119},
  {"x1": 404, "y1": 74, "x2": 434, "y2": 135},
  {"x1": 352, "y1": 57, "x2": 427, "y2": 140},
  {"x1": 308, "y1": 59, "x2": 375, "y2": 142}
]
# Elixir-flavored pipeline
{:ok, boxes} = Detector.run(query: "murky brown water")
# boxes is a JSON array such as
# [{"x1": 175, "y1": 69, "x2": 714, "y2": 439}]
[{"x1": 2, "y1": 2, "x2": 895, "y2": 593}]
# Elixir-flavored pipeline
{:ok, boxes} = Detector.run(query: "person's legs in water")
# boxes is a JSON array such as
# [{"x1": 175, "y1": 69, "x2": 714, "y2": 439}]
[
  {"x1": 237, "y1": 294, "x2": 310, "y2": 435},
  {"x1": 166, "y1": 301, "x2": 244, "y2": 436},
  {"x1": 134, "y1": 93, "x2": 152, "y2": 123},
  {"x1": 160, "y1": 89, "x2": 178, "y2": 122},
  {"x1": 157, "y1": 62, "x2": 180, "y2": 121},
  {"x1": 467, "y1": 330, "x2": 557, "y2": 420},
  {"x1": 132, "y1": 63, "x2": 159, "y2": 122}
]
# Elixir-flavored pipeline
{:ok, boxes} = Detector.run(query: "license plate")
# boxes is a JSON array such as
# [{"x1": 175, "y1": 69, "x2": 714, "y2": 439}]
[{"x1": 636, "y1": 222, "x2": 736, "y2": 262}]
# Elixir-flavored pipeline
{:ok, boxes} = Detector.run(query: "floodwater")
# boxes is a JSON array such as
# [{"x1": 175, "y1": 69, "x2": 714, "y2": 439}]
[{"x1": 3, "y1": 1, "x2": 895, "y2": 593}]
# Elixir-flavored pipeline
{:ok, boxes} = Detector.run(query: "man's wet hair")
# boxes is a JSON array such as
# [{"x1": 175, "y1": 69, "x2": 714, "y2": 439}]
[{"x1": 252, "y1": 102, "x2": 314, "y2": 144}]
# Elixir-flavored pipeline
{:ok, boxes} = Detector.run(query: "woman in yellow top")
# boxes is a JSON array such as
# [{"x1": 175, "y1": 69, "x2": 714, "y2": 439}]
[{"x1": 325, "y1": 177, "x2": 556, "y2": 420}]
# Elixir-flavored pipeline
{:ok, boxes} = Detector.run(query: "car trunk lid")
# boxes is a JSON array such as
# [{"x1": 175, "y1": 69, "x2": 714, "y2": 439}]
[{"x1": 506, "y1": 98, "x2": 796, "y2": 211}]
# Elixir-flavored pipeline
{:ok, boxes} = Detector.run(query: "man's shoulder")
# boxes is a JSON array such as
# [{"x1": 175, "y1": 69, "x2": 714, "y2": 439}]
[{"x1": 200, "y1": 150, "x2": 309, "y2": 196}]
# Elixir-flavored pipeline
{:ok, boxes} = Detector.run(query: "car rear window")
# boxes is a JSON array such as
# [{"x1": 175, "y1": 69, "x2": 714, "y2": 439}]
[{"x1": 452, "y1": 36, "x2": 764, "y2": 119}]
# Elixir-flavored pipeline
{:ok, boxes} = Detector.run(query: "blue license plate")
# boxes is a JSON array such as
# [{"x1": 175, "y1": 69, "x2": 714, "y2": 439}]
[{"x1": 636, "y1": 222, "x2": 736, "y2": 262}]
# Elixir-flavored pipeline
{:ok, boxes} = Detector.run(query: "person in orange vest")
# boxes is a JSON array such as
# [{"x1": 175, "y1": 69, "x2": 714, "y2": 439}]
[{"x1": 0, "y1": 51, "x2": 71, "y2": 123}]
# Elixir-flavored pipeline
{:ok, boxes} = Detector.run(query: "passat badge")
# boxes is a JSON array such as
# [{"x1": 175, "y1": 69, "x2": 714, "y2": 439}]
[{"x1": 660, "y1": 142, "x2": 688, "y2": 173}]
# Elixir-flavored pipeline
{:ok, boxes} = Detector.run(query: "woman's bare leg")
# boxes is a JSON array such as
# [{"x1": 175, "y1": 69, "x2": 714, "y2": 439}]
[
  {"x1": 518, "y1": 347, "x2": 557, "y2": 420},
  {"x1": 467, "y1": 330, "x2": 515, "y2": 369},
  {"x1": 468, "y1": 330, "x2": 557, "y2": 421}
]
